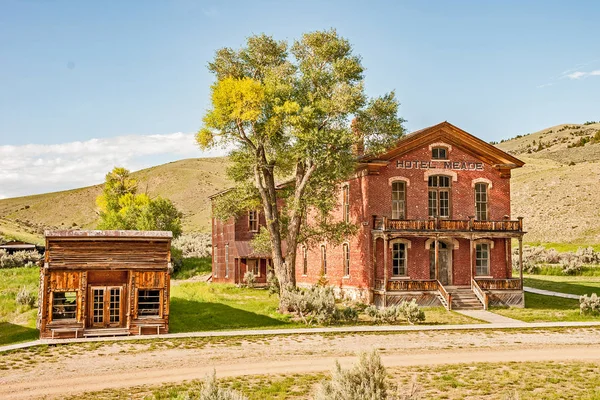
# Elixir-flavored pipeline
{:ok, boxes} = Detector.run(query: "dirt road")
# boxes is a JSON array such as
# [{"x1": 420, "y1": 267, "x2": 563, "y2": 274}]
[{"x1": 2, "y1": 328, "x2": 600, "y2": 399}]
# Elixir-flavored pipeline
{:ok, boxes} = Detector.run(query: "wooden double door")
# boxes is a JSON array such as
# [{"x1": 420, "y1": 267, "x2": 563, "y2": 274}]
[{"x1": 89, "y1": 286, "x2": 125, "y2": 328}]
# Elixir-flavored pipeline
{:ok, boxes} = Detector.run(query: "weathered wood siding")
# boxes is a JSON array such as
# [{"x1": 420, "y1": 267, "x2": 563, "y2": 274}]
[{"x1": 47, "y1": 239, "x2": 170, "y2": 270}]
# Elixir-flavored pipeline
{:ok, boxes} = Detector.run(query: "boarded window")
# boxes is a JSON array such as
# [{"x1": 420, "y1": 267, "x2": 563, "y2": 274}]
[
  {"x1": 343, "y1": 243, "x2": 350, "y2": 276},
  {"x1": 391, "y1": 181, "x2": 406, "y2": 219},
  {"x1": 138, "y1": 289, "x2": 161, "y2": 317},
  {"x1": 392, "y1": 243, "x2": 406, "y2": 276},
  {"x1": 476, "y1": 243, "x2": 490, "y2": 276},
  {"x1": 475, "y1": 183, "x2": 488, "y2": 221},
  {"x1": 52, "y1": 291, "x2": 77, "y2": 320}
]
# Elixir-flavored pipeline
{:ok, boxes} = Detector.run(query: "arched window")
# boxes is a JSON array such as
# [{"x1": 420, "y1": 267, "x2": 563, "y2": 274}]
[
  {"x1": 431, "y1": 146, "x2": 448, "y2": 160},
  {"x1": 343, "y1": 243, "x2": 350, "y2": 277},
  {"x1": 391, "y1": 181, "x2": 406, "y2": 219},
  {"x1": 475, "y1": 183, "x2": 488, "y2": 221},
  {"x1": 321, "y1": 245, "x2": 327, "y2": 275},
  {"x1": 428, "y1": 175, "x2": 451, "y2": 218}
]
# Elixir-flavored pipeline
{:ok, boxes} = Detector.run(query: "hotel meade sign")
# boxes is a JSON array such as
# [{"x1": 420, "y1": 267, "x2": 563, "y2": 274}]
[{"x1": 396, "y1": 160, "x2": 484, "y2": 171}]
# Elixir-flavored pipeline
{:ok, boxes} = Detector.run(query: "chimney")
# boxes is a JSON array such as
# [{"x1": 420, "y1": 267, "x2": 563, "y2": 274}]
[{"x1": 351, "y1": 118, "x2": 364, "y2": 157}]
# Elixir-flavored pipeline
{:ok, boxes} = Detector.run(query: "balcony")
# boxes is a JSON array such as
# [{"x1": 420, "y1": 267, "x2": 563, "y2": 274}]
[{"x1": 372, "y1": 216, "x2": 523, "y2": 233}]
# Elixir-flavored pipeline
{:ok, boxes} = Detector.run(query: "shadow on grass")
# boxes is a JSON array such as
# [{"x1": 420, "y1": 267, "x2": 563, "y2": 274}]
[
  {"x1": 524, "y1": 292, "x2": 579, "y2": 310},
  {"x1": 169, "y1": 299, "x2": 292, "y2": 333},
  {"x1": 0, "y1": 322, "x2": 38, "y2": 346}
]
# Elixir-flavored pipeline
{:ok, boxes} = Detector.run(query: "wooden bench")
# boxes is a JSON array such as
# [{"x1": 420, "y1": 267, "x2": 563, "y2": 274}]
[
  {"x1": 50, "y1": 327, "x2": 83, "y2": 339},
  {"x1": 138, "y1": 323, "x2": 162, "y2": 335}
]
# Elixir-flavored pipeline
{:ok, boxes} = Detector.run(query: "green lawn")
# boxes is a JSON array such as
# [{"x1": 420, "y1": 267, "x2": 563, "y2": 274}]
[
  {"x1": 524, "y1": 242, "x2": 600, "y2": 253},
  {"x1": 524, "y1": 274, "x2": 600, "y2": 297},
  {"x1": 491, "y1": 292, "x2": 600, "y2": 323},
  {"x1": 171, "y1": 257, "x2": 212, "y2": 280},
  {"x1": 0, "y1": 266, "x2": 39, "y2": 346}
]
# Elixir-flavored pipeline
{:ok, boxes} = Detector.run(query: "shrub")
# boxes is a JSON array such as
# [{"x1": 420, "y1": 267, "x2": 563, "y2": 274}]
[
  {"x1": 243, "y1": 271, "x2": 256, "y2": 288},
  {"x1": 0, "y1": 250, "x2": 41, "y2": 269},
  {"x1": 281, "y1": 285, "x2": 352, "y2": 325},
  {"x1": 315, "y1": 350, "x2": 388, "y2": 400},
  {"x1": 336, "y1": 306, "x2": 359, "y2": 323},
  {"x1": 580, "y1": 293, "x2": 600, "y2": 316},
  {"x1": 266, "y1": 271, "x2": 279, "y2": 296},
  {"x1": 400, "y1": 299, "x2": 426, "y2": 325},
  {"x1": 366, "y1": 301, "x2": 425, "y2": 325},
  {"x1": 170, "y1": 247, "x2": 184, "y2": 273},
  {"x1": 16, "y1": 286, "x2": 36, "y2": 308},
  {"x1": 169, "y1": 371, "x2": 248, "y2": 400},
  {"x1": 172, "y1": 233, "x2": 212, "y2": 258},
  {"x1": 560, "y1": 258, "x2": 583, "y2": 275}
]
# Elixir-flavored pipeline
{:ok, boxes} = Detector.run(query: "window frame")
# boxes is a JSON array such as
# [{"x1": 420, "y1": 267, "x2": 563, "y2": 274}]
[
  {"x1": 343, "y1": 243, "x2": 350, "y2": 277},
  {"x1": 475, "y1": 182, "x2": 489, "y2": 221},
  {"x1": 137, "y1": 289, "x2": 162, "y2": 319},
  {"x1": 248, "y1": 210, "x2": 259, "y2": 232},
  {"x1": 475, "y1": 243, "x2": 490, "y2": 276},
  {"x1": 225, "y1": 244, "x2": 229, "y2": 278},
  {"x1": 321, "y1": 245, "x2": 327, "y2": 276},
  {"x1": 51, "y1": 290, "x2": 78, "y2": 322},
  {"x1": 431, "y1": 147, "x2": 448, "y2": 160},
  {"x1": 392, "y1": 242, "x2": 407, "y2": 277},
  {"x1": 391, "y1": 181, "x2": 406, "y2": 220},
  {"x1": 213, "y1": 246, "x2": 217, "y2": 278},
  {"x1": 428, "y1": 175, "x2": 452, "y2": 218},
  {"x1": 302, "y1": 246, "x2": 308, "y2": 276},
  {"x1": 342, "y1": 185, "x2": 350, "y2": 223}
]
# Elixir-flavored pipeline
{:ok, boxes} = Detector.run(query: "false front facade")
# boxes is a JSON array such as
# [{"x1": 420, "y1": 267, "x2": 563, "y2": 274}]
[{"x1": 211, "y1": 122, "x2": 526, "y2": 309}]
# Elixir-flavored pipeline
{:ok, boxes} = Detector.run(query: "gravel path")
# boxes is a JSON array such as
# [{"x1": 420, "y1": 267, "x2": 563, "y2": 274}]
[{"x1": 2, "y1": 327, "x2": 600, "y2": 399}]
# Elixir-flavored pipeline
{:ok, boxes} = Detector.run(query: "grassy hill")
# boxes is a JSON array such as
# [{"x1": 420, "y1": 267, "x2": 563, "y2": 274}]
[
  {"x1": 497, "y1": 122, "x2": 600, "y2": 245},
  {"x1": 0, "y1": 157, "x2": 231, "y2": 244},
  {"x1": 2, "y1": 122, "x2": 600, "y2": 246}
]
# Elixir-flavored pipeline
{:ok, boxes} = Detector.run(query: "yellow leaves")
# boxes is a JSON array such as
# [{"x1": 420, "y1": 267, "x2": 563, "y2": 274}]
[
  {"x1": 196, "y1": 128, "x2": 214, "y2": 150},
  {"x1": 207, "y1": 77, "x2": 265, "y2": 126}
]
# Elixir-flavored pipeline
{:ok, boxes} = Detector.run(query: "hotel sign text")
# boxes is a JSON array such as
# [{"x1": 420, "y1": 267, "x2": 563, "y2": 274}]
[{"x1": 396, "y1": 160, "x2": 484, "y2": 171}]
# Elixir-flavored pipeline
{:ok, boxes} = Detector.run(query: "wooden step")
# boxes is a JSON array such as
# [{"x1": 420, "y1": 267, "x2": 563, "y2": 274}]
[{"x1": 83, "y1": 328, "x2": 130, "y2": 337}]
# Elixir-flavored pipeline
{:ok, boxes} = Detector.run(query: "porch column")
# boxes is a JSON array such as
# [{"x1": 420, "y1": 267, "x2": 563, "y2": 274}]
[
  {"x1": 469, "y1": 234, "x2": 474, "y2": 281},
  {"x1": 434, "y1": 236, "x2": 439, "y2": 281},
  {"x1": 372, "y1": 238, "x2": 377, "y2": 290},
  {"x1": 383, "y1": 234, "x2": 388, "y2": 307},
  {"x1": 518, "y1": 236, "x2": 523, "y2": 289},
  {"x1": 505, "y1": 238, "x2": 511, "y2": 278}
]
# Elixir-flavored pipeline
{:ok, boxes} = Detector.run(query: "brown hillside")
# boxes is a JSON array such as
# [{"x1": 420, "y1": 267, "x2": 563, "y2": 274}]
[
  {"x1": 497, "y1": 122, "x2": 600, "y2": 244},
  {"x1": 0, "y1": 157, "x2": 231, "y2": 244}
]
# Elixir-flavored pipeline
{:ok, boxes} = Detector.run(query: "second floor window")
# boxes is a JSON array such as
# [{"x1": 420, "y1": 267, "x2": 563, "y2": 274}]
[
  {"x1": 475, "y1": 183, "x2": 488, "y2": 221},
  {"x1": 342, "y1": 185, "x2": 350, "y2": 223},
  {"x1": 391, "y1": 181, "x2": 406, "y2": 219},
  {"x1": 343, "y1": 243, "x2": 350, "y2": 276},
  {"x1": 428, "y1": 175, "x2": 451, "y2": 218},
  {"x1": 392, "y1": 242, "x2": 407, "y2": 276},
  {"x1": 249, "y1": 210, "x2": 258, "y2": 232}
]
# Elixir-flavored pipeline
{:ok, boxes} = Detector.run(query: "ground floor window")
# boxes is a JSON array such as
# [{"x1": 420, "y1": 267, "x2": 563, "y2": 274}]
[
  {"x1": 343, "y1": 243, "x2": 350, "y2": 276},
  {"x1": 138, "y1": 289, "x2": 161, "y2": 317},
  {"x1": 476, "y1": 243, "x2": 490, "y2": 276},
  {"x1": 52, "y1": 291, "x2": 77, "y2": 321},
  {"x1": 321, "y1": 245, "x2": 327, "y2": 275},
  {"x1": 247, "y1": 259, "x2": 260, "y2": 276},
  {"x1": 392, "y1": 242, "x2": 406, "y2": 276}
]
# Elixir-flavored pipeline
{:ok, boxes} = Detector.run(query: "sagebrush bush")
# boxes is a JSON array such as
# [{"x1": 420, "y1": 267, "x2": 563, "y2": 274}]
[
  {"x1": 365, "y1": 300, "x2": 425, "y2": 325},
  {"x1": 315, "y1": 350, "x2": 388, "y2": 400},
  {"x1": 243, "y1": 271, "x2": 256, "y2": 288},
  {"x1": 16, "y1": 286, "x2": 36, "y2": 308},
  {"x1": 172, "y1": 233, "x2": 211, "y2": 258},
  {"x1": 0, "y1": 250, "x2": 41, "y2": 269},
  {"x1": 580, "y1": 293, "x2": 600, "y2": 316},
  {"x1": 168, "y1": 371, "x2": 248, "y2": 400},
  {"x1": 281, "y1": 285, "x2": 358, "y2": 325},
  {"x1": 513, "y1": 245, "x2": 600, "y2": 276},
  {"x1": 266, "y1": 271, "x2": 279, "y2": 296}
]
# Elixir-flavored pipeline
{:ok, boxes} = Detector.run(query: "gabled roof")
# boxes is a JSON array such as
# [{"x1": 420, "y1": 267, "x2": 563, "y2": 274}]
[{"x1": 361, "y1": 121, "x2": 525, "y2": 169}]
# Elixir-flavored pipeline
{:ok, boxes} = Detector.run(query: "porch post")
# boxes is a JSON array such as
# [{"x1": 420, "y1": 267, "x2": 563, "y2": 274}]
[
  {"x1": 518, "y1": 236, "x2": 523, "y2": 289},
  {"x1": 469, "y1": 234, "x2": 474, "y2": 281},
  {"x1": 383, "y1": 234, "x2": 388, "y2": 307},
  {"x1": 372, "y1": 237, "x2": 377, "y2": 290},
  {"x1": 434, "y1": 236, "x2": 439, "y2": 281}
]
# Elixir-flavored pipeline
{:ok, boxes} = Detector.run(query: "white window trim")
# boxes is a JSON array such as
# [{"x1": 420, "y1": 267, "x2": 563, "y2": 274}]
[
  {"x1": 390, "y1": 241, "x2": 408, "y2": 277},
  {"x1": 475, "y1": 242, "x2": 492, "y2": 276},
  {"x1": 425, "y1": 238, "x2": 459, "y2": 250},
  {"x1": 472, "y1": 239, "x2": 495, "y2": 249},
  {"x1": 342, "y1": 242, "x2": 351, "y2": 278},
  {"x1": 321, "y1": 244, "x2": 327, "y2": 276},
  {"x1": 388, "y1": 176, "x2": 410, "y2": 186},
  {"x1": 471, "y1": 178, "x2": 493, "y2": 189},
  {"x1": 302, "y1": 246, "x2": 308, "y2": 276},
  {"x1": 342, "y1": 184, "x2": 350, "y2": 223},
  {"x1": 424, "y1": 170, "x2": 458, "y2": 182},
  {"x1": 428, "y1": 142, "x2": 453, "y2": 153}
]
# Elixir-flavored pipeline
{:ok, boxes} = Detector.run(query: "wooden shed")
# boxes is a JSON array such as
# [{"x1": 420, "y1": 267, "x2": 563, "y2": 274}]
[{"x1": 38, "y1": 230, "x2": 172, "y2": 339}]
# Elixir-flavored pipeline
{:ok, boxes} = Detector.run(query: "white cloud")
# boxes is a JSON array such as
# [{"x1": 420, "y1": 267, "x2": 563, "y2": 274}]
[
  {"x1": 567, "y1": 71, "x2": 587, "y2": 79},
  {"x1": 0, "y1": 132, "x2": 227, "y2": 199}
]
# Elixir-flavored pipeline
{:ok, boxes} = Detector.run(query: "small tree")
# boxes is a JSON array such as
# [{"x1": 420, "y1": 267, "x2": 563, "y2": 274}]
[{"x1": 96, "y1": 167, "x2": 183, "y2": 237}]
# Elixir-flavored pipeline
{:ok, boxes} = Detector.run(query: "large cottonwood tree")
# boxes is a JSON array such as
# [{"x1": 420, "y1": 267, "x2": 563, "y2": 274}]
[{"x1": 197, "y1": 30, "x2": 404, "y2": 305}]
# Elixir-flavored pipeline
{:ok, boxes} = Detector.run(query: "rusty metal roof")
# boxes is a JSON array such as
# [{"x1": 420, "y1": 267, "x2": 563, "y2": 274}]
[{"x1": 44, "y1": 230, "x2": 173, "y2": 238}]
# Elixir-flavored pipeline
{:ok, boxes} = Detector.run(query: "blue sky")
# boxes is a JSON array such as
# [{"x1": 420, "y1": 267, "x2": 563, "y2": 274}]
[{"x1": 0, "y1": 0, "x2": 599, "y2": 198}]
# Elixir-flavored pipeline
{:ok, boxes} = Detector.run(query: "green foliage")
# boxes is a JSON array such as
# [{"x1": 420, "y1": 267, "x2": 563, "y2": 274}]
[
  {"x1": 96, "y1": 167, "x2": 183, "y2": 237},
  {"x1": 580, "y1": 293, "x2": 600, "y2": 316},
  {"x1": 167, "y1": 371, "x2": 248, "y2": 400},
  {"x1": 243, "y1": 271, "x2": 256, "y2": 288},
  {"x1": 267, "y1": 271, "x2": 280, "y2": 296},
  {"x1": 315, "y1": 350, "x2": 389, "y2": 400},
  {"x1": 0, "y1": 249, "x2": 41, "y2": 269},
  {"x1": 198, "y1": 30, "x2": 405, "y2": 297},
  {"x1": 280, "y1": 285, "x2": 361, "y2": 325},
  {"x1": 365, "y1": 301, "x2": 425, "y2": 325}
]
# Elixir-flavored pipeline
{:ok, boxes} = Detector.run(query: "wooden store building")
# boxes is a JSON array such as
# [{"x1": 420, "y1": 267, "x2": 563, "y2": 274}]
[
  {"x1": 38, "y1": 230, "x2": 172, "y2": 339},
  {"x1": 211, "y1": 122, "x2": 526, "y2": 310}
]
